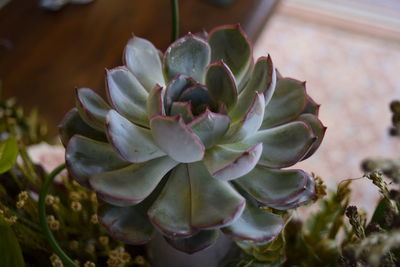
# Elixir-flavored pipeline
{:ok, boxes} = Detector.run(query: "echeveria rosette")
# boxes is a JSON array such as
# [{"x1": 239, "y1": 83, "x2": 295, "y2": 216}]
[{"x1": 59, "y1": 25, "x2": 326, "y2": 253}]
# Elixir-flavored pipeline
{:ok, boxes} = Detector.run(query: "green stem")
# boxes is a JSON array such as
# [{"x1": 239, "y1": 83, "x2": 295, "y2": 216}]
[
  {"x1": 171, "y1": 0, "x2": 180, "y2": 42},
  {"x1": 38, "y1": 163, "x2": 77, "y2": 267}
]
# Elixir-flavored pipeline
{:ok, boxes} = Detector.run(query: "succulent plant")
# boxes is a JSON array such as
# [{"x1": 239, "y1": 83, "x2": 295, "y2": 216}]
[{"x1": 59, "y1": 25, "x2": 326, "y2": 253}]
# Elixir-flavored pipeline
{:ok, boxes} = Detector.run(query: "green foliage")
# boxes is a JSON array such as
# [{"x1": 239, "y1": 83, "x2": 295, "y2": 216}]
[
  {"x1": 0, "y1": 216, "x2": 25, "y2": 267},
  {"x1": 0, "y1": 136, "x2": 18, "y2": 174}
]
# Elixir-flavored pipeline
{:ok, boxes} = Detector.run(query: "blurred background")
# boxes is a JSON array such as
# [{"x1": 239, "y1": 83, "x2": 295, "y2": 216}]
[{"x1": 1, "y1": 0, "x2": 400, "y2": 213}]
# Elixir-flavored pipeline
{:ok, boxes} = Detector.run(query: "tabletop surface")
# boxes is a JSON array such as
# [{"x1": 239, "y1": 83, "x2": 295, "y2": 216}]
[{"x1": 0, "y1": 0, "x2": 278, "y2": 133}]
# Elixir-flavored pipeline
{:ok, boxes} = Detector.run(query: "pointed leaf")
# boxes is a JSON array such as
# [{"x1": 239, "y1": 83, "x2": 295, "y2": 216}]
[
  {"x1": 237, "y1": 58, "x2": 254, "y2": 92},
  {"x1": 230, "y1": 56, "x2": 276, "y2": 120},
  {"x1": 76, "y1": 88, "x2": 111, "y2": 131},
  {"x1": 106, "y1": 110, "x2": 166, "y2": 163},
  {"x1": 302, "y1": 95, "x2": 320, "y2": 116},
  {"x1": 246, "y1": 121, "x2": 315, "y2": 168},
  {"x1": 148, "y1": 164, "x2": 197, "y2": 238},
  {"x1": 188, "y1": 162, "x2": 245, "y2": 229},
  {"x1": 98, "y1": 201, "x2": 155, "y2": 245},
  {"x1": 236, "y1": 166, "x2": 310, "y2": 205},
  {"x1": 164, "y1": 34, "x2": 211, "y2": 82},
  {"x1": 208, "y1": 25, "x2": 252, "y2": 84},
  {"x1": 124, "y1": 36, "x2": 165, "y2": 90},
  {"x1": 106, "y1": 67, "x2": 149, "y2": 127},
  {"x1": 170, "y1": 102, "x2": 194, "y2": 123},
  {"x1": 223, "y1": 201, "x2": 283, "y2": 244},
  {"x1": 66, "y1": 135, "x2": 129, "y2": 188},
  {"x1": 164, "y1": 75, "x2": 196, "y2": 112},
  {"x1": 203, "y1": 142, "x2": 262, "y2": 181},
  {"x1": 58, "y1": 108, "x2": 107, "y2": 146},
  {"x1": 261, "y1": 78, "x2": 306, "y2": 129},
  {"x1": 147, "y1": 84, "x2": 165, "y2": 118},
  {"x1": 297, "y1": 114, "x2": 326, "y2": 160},
  {"x1": 90, "y1": 156, "x2": 178, "y2": 206},
  {"x1": 266, "y1": 174, "x2": 316, "y2": 210},
  {"x1": 225, "y1": 93, "x2": 265, "y2": 142},
  {"x1": 150, "y1": 116, "x2": 205, "y2": 163},
  {"x1": 188, "y1": 109, "x2": 230, "y2": 148},
  {"x1": 205, "y1": 61, "x2": 237, "y2": 109},
  {"x1": 0, "y1": 137, "x2": 18, "y2": 174},
  {"x1": 165, "y1": 230, "x2": 219, "y2": 254}
]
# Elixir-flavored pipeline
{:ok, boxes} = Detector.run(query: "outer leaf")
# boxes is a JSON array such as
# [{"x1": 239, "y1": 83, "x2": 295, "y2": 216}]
[
  {"x1": 0, "y1": 136, "x2": 18, "y2": 174},
  {"x1": 236, "y1": 166, "x2": 310, "y2": 205},
  {"x1": 150, "y1": 116, "x2": 205, "y2": 163},
  {"x1": 230, "y1": 56, "x2": 276, "y2": 120},
  {"x1": 98, "y1": 201, "x2": 155, "y2": 245},
  {"x1": 246, "y1": 121, "x2": 315, "y2": 168},
  {"x1": 124, "y1": 36, "x2": 165, "y2": 90},
  {"x1": 66, "y1": 135, "x2": 129, "y2": 188},
  {"x1": 148, "y1": 164, "x2": 196, "y2": 238},
  {"x1": 58, "y1": 108, "x2": 107, "y2": 146},
  {"x1": 208, "y1": 25, "x2": 252, "y2": 84},
  {"x1": 261, "y1": 78, "x2": 306, "y2": 129},
  {"x1": 106, "y1": 67, "x2": 149, "y2": 127},
  {"x1": 0, "y1": 217, "x2": 25, "y2": 267},
  {"x1": 147, "y1": 84, "x2": 165, "y2": 118},
  {"x1": 164, "y1": 75, "x2": 196, "y2": 112},
  {"x1": 302, "y1": 95, "x2": 320, "y2": 116},
  {"x1": 90, "y1": 156, "x2": 178, "y2": 206},
  {"x1": 106, "y1": 110, "x2": 166, "y2": 163},
  {"x1": 188, "y1": 109, "x2": 230, "y2": 148},
  {"x1": 223, "y1": 200, "x2": 283, "y2": 244},
  {"x1": 266, "y1": 174, "x2": 316, "y2": 210},
  {"x1": 203, "y1": 142, "x2": 263, "y2": 181},
  {"x1": 224, "y1": 93, "x2": 265, "y2": 142},
  {"x1": 188, "y1": 162, "x2": 245, "y2": 229},
  {"x1": 297, "y1": 114, "x2": 326, "y2": 160},
  {"x1": 205, "y1": 61, "x2": 237, "y2": 109},
  {"x1": 164, "y1": 34, "x2": 211, "y2": 83},
  {"x1": 76, "y1": 87, "x2": 111, "y2": 131},
  {"x1": 165, "y1": 230, "x2": 219, "y2": 254}
]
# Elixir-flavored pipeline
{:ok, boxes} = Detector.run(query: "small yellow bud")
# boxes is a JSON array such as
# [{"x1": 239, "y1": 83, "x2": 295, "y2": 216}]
[
  {"x1": 5, "y1": 216, "x2": 17, "y2": 225},
  {"x1": 18, "y1": 191, "x2": 29, "y2": 201},
  {"x1": 52, "y1": 204, "x2": 60, "y2": 211},
  {"x1": 49, "y1": 220, "x2": 60, "y2": 231},
  {"x1": 90, "y1": 214, "x2": 98, "y2": 224},
  {"x1": 79, "y1": 191, "x2": 88, "y2": 200},
  {"x1": 98, "y1": 236, "x2": 109, "y2": 246},
  {"x1": 16, "y1": 200, "x2": 25, "y2": 209},
  {"x1": 45, "y1": 195, "x2": 55, "y2": 205},
  {"x1": 54, "y1": 196, "x2": 60, "y2": 204},
  {"x1": 121, "y1": 252, "x2": 131, "y2": 263},
  {"x1": 50, "y1": 254, "x2": 63, "y2": 267},
  {"x1": 70, "y1": 201, "x2": 82, "y2": 212},
  {"x1": 134, "y1": 255, "x2": 145, "y2": 265},
  {"x1": 47, "y1": 215, "x2": 56, "y2": 222},
  {"x1": 90, "y1": 193, "x2": 97, "y2": 203},
  {"x1": 107, "y1": 258, "x2": 120, "y2": 267},
  {"x1": 72, "y1": 180, "x2": 80, "y2": 187},
  {"x1": 69, "y1": 192, "x2": 81, "y2": 201},
  {"x1": 84, "y1": 261, "x2": 96, "y2": 267}
]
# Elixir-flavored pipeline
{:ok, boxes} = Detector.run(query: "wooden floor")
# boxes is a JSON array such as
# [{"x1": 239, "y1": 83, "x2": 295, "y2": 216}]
[{"x1": 0, "y1": 0, "x2": 278, "y2": 135}]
